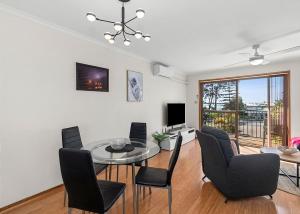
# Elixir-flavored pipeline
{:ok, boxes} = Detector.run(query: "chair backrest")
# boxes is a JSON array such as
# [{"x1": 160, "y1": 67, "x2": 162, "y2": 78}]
[
  {"x1": 59, "y1": 148, "x2": 104, "y2": 213},
  {"x1": 196, "y1": 130, "x2": 227, "y2": 186},
  {"x1": 201, "y1": 126, "x2": 234, "y2": 164},
  {"x1": 167, "y1": 132, "x2": 182, "y2": 185},
  {"x1": 62, "y1": 126, "x2": 83, "y2": 149},
  {"x1": 129, "y1": 122, "x2": 147, "y2": 142}
]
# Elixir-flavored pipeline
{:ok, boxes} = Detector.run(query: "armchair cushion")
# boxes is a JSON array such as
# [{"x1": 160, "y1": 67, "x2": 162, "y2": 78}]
[{"x1": 201, "y1": 126, "x2": 234, "y2": 164}]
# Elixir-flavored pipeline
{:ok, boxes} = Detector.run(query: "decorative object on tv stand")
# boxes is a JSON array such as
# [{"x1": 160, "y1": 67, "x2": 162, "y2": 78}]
[
  {"x1": 76, "y1": 63, "x2": 109, "y2": 92},
  {"x1": 152, "y1": 132, "x2": 168, "y2": 149},
  {"x1": 86, "y1": 0, "x2": 151, "y2": 46},
  {"x1": 127, "y1": 70, "x2": 143, "y2": 102},
  {"x1": 160, "y1": 127, "x2": 195, "y2": 151}
]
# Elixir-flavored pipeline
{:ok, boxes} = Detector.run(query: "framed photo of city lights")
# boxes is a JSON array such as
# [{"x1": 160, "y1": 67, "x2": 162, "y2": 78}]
[{"x1": 76, "y1": 63, "x2": 109, "y2": 92}]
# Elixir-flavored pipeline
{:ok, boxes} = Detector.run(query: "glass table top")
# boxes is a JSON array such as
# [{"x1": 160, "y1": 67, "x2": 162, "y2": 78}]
[{"x1": 84, "y1": 138, "x2": 160, "y2": 165}]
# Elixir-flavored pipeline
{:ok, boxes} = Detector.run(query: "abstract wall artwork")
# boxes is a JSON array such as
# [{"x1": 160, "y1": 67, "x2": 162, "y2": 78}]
[{"x1": 127, "y1": 70, "x2": 143, "y2": 102}]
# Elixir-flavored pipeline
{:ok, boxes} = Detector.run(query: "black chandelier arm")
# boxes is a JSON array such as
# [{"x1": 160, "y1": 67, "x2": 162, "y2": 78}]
[
  {"x1": 113, "y1": 30, "x2": 122, "y2": 39},
  {"x1": 124, "y1": 30, "x2": 135, "y2": 36},
  {"x1": 125, "y1": 24, "x2": 136, "y2": 33},
  {"x1": 122, "y1": 30, "x2": 127, "y2": 40},
  {"x1": 96, "y1": 18, "x2": 115, "y2": 24},
  {"x1": 125, "y1": 16, "x2": 137, "y2": 24}
]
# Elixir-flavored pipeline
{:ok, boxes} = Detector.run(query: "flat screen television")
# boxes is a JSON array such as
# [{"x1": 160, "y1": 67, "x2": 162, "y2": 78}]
[
  {"x1": 167, "y1": 103, "x2": 185, "y2": 126},
  {"x1": 76, "y1": 62, "x2": 109, "y2": 92}
]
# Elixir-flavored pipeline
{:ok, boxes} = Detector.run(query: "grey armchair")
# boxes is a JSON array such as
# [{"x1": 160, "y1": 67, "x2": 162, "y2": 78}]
[{"x1": 196, "y1": 126, "x2": 280, "y2": 201}]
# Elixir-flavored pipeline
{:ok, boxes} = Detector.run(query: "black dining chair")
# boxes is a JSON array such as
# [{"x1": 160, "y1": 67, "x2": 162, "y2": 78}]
[
  {"x1": 59, "y1": 148, "x2": 126, "y2": 214},
  {"x1": 128, "y1": 122, "x2": 147, "y2": 169},
  {"x1": 128, "y1": 122, "x2": 151, "y2": 195},
  {"x1": 135, "y1": 132, "x2": 182, "y2": 214},
  {"x1": 115, "y1": 122, "x2": 148, "y2": 181},
  {"x1": 62, "y1": 126, "x2": 108, "y2": 206},
  {"x1": 129, "y1": 122, "x2": 147, "y2": 141}
]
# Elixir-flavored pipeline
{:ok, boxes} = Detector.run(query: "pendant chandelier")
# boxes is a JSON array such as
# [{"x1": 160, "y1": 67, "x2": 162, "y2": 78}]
[{"x1": 86, "y1": 0, "x2": 151, "y2": 46}]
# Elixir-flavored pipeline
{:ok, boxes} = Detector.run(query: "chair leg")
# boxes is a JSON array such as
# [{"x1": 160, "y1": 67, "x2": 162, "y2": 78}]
[
  {"x1": 105, "y1": 168, "x2": 108, "y2": 180},
  {"x1": 168, "y1": 186, "x2": 172, "y2": 214},
  {"x1": 145, "y1": 160, "x2": 152, "y2": 194},
  {"x1": 67, "y1": 208, "x2": 72, "y2": 214},
  {"x1": 137, "y1": 185, "x2": 139, "y2": 213},
  {"x1": 126, "y1": 165, "x2": 128, "y2": 178},
  {"x1": 64, "y1": 189, "x2": 67, "y2": 207},
  {"x1": 143, "y1": 187, "x2": 145, "y2": 198},
  {"x1": 131, "y1": 163, "x2": 137, "y2": 214},
  {"x1": 109, "y1": 165, "x2": 112, "y2": 180},
  {"x1": 122, "y1": 191, "x2": 126, "y2": 214},
  {"x1": 117, "y1": 165, "x2": 119, "y2": 182}
]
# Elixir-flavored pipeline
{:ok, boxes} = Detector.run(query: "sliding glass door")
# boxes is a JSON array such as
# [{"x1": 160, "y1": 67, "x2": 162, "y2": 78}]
[
  {"x1": 238, "y1": 78, "x2": 268, "y2": 147},
  {"x1": 268, "y1": 76, "x2": 288, "y2": 147},
  {"x1": 199, "y1": 72, "x2": 290, "y2": 147},
  {"x1": 201, "y1": 80, "x2": 238, "y2": 140}
]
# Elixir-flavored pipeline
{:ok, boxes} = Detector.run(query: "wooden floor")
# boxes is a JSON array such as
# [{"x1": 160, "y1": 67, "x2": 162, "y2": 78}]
[{"x1": 2, "y1": 140, "x2": 300, "y2": 214}]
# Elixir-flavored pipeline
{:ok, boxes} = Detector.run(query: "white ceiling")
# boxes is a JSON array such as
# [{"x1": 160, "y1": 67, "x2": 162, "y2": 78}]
[{"x1": 1, "y1": 0, "x2": 300, "y2": 72}]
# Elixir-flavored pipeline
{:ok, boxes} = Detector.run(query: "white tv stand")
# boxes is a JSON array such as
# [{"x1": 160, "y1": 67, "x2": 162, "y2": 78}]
[{"x1": 160, "y1": 127, "x2": 195, "y2": 151}]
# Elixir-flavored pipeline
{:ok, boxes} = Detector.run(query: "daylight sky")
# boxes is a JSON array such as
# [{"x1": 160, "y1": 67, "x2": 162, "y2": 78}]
[{"x1": 239, "y1": 78, "x2": 268, "y2": 104}]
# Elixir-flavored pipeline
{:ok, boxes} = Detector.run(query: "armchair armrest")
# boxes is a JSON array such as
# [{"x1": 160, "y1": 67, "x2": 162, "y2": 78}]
[
  {"x1": 231, "y1": 139, "x2": 240, "y2": 154},
  {"x1": 226, "y1": 153, "x2": 280, "y2": 198}
]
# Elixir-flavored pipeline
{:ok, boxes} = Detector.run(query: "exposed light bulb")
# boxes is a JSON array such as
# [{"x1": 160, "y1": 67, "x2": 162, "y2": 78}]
[
  {"x1": 135, "y1": 31, "x2": 143, "y2": 39},
  {"x1": 250, "y1": 58, "x2": 264, "y2": 66},
  {"x1": 104, "y1": 32, "x2": 112, "y2": 40},
  {"x1": 114, "y1": 22, "x2": 123, "y2": 31},
  {"x1": 124, "y1": 39, "x2": 131, "y2": 46},
  {"x1": 136, "y1": 9, "x2": 145, "y2": 18},
  {"x1": 144, "y1": 35, "x2": 151, "y2": 42},
  {"x1": 86, "y1": 12, "x2": 96, "y2": 22},
  {"x1": 108, "y1": 38, "x2": 115, "y2": 44},
  {"x1": 249, "y1": 55, "x2": 264, "y2": 65}
]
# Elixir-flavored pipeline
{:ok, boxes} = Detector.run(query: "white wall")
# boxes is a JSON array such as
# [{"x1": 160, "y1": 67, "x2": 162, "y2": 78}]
[
  {"x1": 0, "y1": 10, "x2": 186, "y2": 207},
  {"x1": 186, "y1": 59, "x2": 300, "y2": 138}
]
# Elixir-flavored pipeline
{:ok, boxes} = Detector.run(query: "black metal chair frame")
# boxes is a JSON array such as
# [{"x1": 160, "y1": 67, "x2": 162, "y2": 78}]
[
  {"x1": 59, "y1": 148, "x2": 126, "y2": 214},
  {"x1": 136, "y1": 182, "x2": 172, "y2": 214},
  {"x1": 135, "y1": 133, "x2": 182, "y2": 214},
  {"x1": 61, "y1": 126, "x2": 108, "y2": 206}
]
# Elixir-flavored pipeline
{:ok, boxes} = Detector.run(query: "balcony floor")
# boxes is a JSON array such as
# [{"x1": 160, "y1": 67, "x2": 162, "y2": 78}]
[{"x1": 238, "y1": 136, "x2": 265, "y2": 148}]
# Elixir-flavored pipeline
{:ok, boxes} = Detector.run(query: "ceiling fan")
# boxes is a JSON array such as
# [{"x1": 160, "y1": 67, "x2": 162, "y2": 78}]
[{"x1": 225, "y1": 44, "x2": 300, "y2": 67}]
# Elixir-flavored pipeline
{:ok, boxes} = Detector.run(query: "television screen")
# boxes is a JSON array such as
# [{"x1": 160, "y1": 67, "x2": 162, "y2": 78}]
[
  {"x1": 167, "y1": 103, "x2": 185, "y2": 126},
  {"x1": 76, "y1": 63, "x2": 109, "y2": 92}
]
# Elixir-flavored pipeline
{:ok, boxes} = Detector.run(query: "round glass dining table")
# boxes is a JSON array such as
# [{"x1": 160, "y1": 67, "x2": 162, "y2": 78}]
[{"x1": 84, "y1": 138, "x2": 160, "y2": 214}]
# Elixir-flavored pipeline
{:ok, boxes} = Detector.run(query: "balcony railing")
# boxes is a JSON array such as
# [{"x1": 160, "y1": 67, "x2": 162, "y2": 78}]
[{"x1": 203, "y1": 110, "x2": 268, "y2": 147}]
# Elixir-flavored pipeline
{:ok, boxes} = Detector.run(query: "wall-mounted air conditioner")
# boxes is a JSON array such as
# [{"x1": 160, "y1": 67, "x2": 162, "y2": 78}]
[{"x1": 152, "y1": 63, "x2": 174, "y2": 78}]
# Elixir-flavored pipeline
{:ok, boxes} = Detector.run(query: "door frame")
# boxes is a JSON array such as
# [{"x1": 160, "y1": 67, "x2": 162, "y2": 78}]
[{"x1": 198, "y1": 71, "x2": 291, "y2": 146}]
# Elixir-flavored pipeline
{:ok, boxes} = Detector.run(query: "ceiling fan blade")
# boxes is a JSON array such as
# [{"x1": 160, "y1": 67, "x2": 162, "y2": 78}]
[
  {"x1": 224, "y1": 60, "x2": 248, "y2": 68},
  {"x1": 265, "y1": 46, "x2": 300, "y2": 56},
  {"x1": 238, "y1": 52, "x2": 251, "y2": 56},
  {"x1": 262, "y1": 60, "x2": 270, "y2": 65}
]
